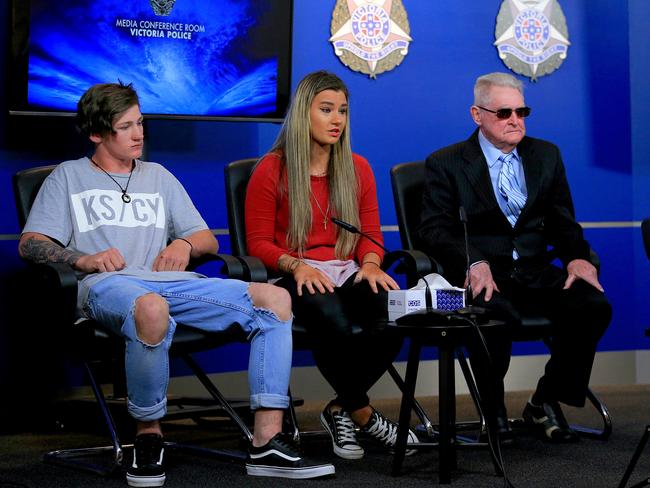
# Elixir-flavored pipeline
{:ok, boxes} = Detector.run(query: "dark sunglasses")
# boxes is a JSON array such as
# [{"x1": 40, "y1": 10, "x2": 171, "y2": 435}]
[{"x1": 476, "y1": 105, "x2": 532, "y2": 119}]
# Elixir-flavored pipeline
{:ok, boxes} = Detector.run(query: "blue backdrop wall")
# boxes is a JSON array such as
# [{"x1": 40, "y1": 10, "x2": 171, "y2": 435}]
[{"x1": 0, "y1": 1, "x2": 647, "y2": 381}]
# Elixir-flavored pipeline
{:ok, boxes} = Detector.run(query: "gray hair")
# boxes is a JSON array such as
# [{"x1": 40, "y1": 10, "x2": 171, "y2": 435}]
[{"x1": 473, "y1": 72, "x2": 523, "y2": 106}]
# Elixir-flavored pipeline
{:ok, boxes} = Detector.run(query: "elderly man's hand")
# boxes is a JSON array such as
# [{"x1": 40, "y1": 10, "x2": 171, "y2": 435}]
[
  {"x1": 465, "y1": 261, "x2": 500, "y2": 301},
  {"x1": 564, "y1": 259, "x2": 604, "y2": 292}
]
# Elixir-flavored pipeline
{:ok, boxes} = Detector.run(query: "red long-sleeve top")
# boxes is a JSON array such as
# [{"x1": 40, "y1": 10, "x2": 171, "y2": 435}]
[{"x1": 245, "y1": 152, "x2": 385, "y2": 272}]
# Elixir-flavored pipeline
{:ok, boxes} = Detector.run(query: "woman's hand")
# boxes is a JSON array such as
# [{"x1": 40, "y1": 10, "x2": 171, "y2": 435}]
[
  {"x1": 354, "y1": 262, "x2": 399, "y2": 293},
  {"x1": 294, "y1": 263, "x2": 335, "y2": 296}
]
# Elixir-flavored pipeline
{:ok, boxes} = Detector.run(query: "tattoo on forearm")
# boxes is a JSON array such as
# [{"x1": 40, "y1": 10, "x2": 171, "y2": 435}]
[
  {"x1": 278, "y1": 255, "x2": 303, "y2": 273},
  {"x1": 20, "y1": 237, "x2": 84, "y2": 267}
]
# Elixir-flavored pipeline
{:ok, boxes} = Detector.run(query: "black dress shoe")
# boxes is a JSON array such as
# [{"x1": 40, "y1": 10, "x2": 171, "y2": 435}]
[
  {"x1": 522, "y1": 401, "x2": 579, "y2": 443},
  {"x1": 479, "y1": 408, "x2": 515, "y2": 445},
  {"x1": 494, "y1": 414, "x2": 516, "y2": 444}
]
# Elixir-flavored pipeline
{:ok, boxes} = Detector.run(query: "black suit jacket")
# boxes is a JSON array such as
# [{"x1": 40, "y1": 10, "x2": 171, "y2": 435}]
[{"x1": 416, "y1": 129, "x2": 591, "y2": 287}]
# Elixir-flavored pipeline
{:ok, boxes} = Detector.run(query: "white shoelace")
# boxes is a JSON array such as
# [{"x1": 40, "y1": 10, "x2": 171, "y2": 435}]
[
  {"x1": 365, "y1": 413, "x2": 397, "y2": 446},
  {"x1": 333, "y1": 411, "x2": 358, "y2": 445}
]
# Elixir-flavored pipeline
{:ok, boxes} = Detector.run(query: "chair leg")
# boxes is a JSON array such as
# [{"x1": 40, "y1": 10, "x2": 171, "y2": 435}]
[
  {"x1": 394, "y1": 346, "x2": 492, "y2": 448},
  {"x1": 43, "y1": 361, "x2": 124, "y2": 476},
  {"x1": 455, "y1": 350, "x2": 488, "y2": 437},
  {"x1": 180, "y1": 353, "x2": 253, "y2": 443},
  {"x1": 286, "y1": 387, "x2": 301, "y2": 444},
  {"x1": 541, "y1": 338, "x2": 612, "y2": 440},
  {"x1": 618, "y1": 425, "x2": 650, "y2": 488},
  {"x1": 626, "y1": 478, "x2": 650, "y2": 488},
  {"x1": 387, "y1": 364, "x2": 435, "y2": 437},
  {"x1": 569, "y1": 387, "x2": 612, "y2": 440}
]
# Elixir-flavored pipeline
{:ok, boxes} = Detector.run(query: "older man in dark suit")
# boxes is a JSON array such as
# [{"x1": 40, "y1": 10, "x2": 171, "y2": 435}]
[{"x1": 416, "y1": 72, "x2": 611, "y2": 443}]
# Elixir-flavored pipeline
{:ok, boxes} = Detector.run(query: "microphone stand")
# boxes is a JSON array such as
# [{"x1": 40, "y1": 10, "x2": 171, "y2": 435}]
[
  {"x1": 459, "y1": 206, "x2": 473, "y2": 301},
  {"x1": 456, "y1": 208, "x2": 513, "y2": 487},
  {"x1": 457, "y1": 207, "x2": 487, "y2": 320}
]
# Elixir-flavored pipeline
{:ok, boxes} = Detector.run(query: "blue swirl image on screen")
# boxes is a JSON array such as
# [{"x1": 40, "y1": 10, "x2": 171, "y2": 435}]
[{"x1": 27, "y1": 0, "x2": 280, "y2": 117}]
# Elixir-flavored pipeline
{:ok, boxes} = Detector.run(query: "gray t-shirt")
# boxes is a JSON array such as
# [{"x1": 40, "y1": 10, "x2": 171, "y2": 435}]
[{"x1": 23, "y1": 157, "x2": 209, "y2": 312}]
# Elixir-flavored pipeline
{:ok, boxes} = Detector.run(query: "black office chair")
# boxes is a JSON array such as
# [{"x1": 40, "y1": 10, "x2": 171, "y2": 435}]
[
  {"x1": 390, "y1": 160, "x2": 612, "y2": 440},
  {"x1": 617, "y1": 219, "x2": 650, "y2": 488},
  {"x1": 13, "y1": 164, "x2": 265, "y2": 476},
  {"x1": 223, "y1": 157, "x2": 435, "y2": 439}
]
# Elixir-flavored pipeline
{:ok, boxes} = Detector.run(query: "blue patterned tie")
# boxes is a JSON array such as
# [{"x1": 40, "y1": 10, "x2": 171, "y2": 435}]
[{"x1": 497, "y1": 153, "x2": 526, "y2": 227}]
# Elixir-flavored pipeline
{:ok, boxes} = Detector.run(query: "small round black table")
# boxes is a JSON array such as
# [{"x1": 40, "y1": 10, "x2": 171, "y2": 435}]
[{"x1": 390, "y1": 316, "x2": 506, "y2": 484}]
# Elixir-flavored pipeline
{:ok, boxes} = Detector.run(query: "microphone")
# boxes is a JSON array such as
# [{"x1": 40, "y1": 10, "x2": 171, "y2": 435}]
[
  {"x1": 330, "y1": 216, "x2": 438, "y2": 318},
  {"x1": 330, "y1": 217, "x2": 388, "y2": 253},
  {"x1": 457, "y1": 206, "x2": 487, "y2": 319}
]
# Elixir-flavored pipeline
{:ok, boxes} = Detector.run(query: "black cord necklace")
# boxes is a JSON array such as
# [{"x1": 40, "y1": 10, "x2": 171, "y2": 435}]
[{"x1": 90, "y1": 157, "x2": 135, "y2": 203}]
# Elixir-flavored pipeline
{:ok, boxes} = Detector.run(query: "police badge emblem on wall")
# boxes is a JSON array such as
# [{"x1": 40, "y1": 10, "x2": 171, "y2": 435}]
[
  {"x1": 150, "y1": 0, "x2": 176, "y2": 16},
  {"x1": 494, "y1": 0, "x2": 570, "y2": 81},
  {"x1": 329, "y1": 0, "x2": 412, "y2": 79}
]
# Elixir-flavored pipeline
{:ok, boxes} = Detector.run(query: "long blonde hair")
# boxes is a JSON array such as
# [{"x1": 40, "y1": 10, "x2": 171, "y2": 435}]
[{"x1": 269, "y1": 70, "x2": 359, "y2": 258}]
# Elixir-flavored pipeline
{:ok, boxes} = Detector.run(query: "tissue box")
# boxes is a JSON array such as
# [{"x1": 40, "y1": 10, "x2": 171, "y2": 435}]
[
  {"x1": 431, "y1": 289, "x2": 466, "y2": 311},
  {"x1": 388, "y1": 289, "x2": 426, "y2": 321},
  {"x1": 387, "y1": 288, "x2": 466, "y2": 321}
]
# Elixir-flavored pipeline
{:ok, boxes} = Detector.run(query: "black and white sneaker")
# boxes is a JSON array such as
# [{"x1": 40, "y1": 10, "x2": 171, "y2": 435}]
[
  {"x1": 126, "y1": 433, "x2": 165, "y2": 487},
  {"x1": 320, "y1": 403, "x2": 364, "y2": 459},
  {"x1": 361, "y1": 409, "x2": 419, "y2": 456},
  {"x1": 246, "y1": 432, "x2": 335, "y2": 479},
  {"x1": 523, "y1": 399, "x2": 579, "y2": 443}
]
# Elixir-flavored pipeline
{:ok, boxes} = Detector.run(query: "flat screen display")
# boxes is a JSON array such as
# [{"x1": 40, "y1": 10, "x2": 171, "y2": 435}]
[{"x1": 9, "y1": 0, "x2": 293, "y2": 121}]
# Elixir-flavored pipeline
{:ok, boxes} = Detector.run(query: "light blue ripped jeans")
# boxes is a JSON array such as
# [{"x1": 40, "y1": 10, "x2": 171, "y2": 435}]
[{"x1": 83, "y1": 275, "x2": 292, "y2": 422}]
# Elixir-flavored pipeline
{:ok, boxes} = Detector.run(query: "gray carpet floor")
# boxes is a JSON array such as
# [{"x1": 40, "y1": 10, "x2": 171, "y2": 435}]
[{"x1": 1, "y1": 386, "x2": 650, "y2": 487}]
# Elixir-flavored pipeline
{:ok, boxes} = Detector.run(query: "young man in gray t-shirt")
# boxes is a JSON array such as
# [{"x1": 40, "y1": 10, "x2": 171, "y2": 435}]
[{"x1": 19, "y1": 82, "x2": 334, "y2": 485}]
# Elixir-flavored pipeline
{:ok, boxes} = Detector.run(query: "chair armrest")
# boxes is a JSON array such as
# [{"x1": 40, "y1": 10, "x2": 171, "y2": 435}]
[
  {"x1": 382, "y1": 249, "x2": 441, "y2": 288},
  {"x1": 189, "y1": 253, "x2": 246, "y2": 280},
  {"x1": 23, "y1": 262, "x2": 78, "y2": 326},
  {"x1": 20, "y1": 255, "x2": 246, "y2": 336},
  {"x1": 24, "y1": 254, "x2": 244, "y2": 294},
  {"x1": 236, "y1": 256, "x2": 269, "y2": 283}
]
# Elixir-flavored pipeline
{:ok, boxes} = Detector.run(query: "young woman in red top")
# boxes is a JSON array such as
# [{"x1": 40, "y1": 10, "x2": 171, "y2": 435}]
[{"x1": 246, "y1": 71, "x2": 418, "y2": 460}]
